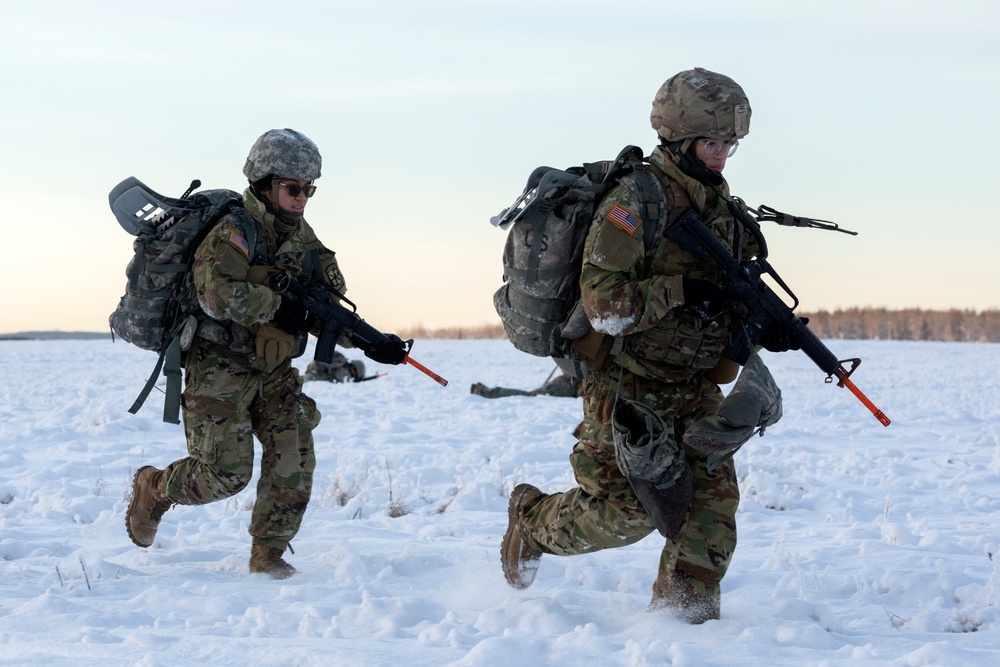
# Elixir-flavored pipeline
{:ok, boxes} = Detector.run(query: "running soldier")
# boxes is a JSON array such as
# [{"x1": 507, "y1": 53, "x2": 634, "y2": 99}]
[
  {"x1": 125, "y1": 129, "x2": 407, "y2": 578},
  {"x1": 501, "y1": 69, "x2": 788, "y2": 622}
]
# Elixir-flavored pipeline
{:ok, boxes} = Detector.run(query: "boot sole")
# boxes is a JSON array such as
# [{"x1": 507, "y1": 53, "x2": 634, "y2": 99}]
[
  {"x1": 125, "y1": 466, "x2": 156, "y2": 548},
  {"x1": 501, "y1": 484, "x2": 542, "y2": 589}
]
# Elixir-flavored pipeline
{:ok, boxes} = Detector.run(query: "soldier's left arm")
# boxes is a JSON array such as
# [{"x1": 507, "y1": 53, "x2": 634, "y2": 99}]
[
  {"x1": 193, "y1": 218, "x2": 281, "y2": 328},
  {"x1": 580, "y1": 187, "x2": 684, "y2": 337}
]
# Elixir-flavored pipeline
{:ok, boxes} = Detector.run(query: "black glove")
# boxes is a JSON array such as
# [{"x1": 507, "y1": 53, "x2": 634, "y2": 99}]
[
  {"x1": 364, "y1": 334, "x2": 409, "y2": 365},
  {"x1": 682, "y1": 277, "x2": 728, "y2": 320},
  {"x1": 267, "y1": 270, "x2": 291, "y2": 293},
  {"x1": 272, "y1": 295, "x2": 314, "y2": 335},
  {"x1": 760, "y1": 317, "x2": 809, "y2": 353}
]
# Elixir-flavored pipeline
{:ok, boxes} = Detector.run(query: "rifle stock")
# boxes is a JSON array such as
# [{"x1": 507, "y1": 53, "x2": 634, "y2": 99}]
[
  {"x1": 286, "y1": 279, "x2": 448, "y2": 387},
  {"x1": 667, "y1": 209, "x2": 890, "y2": 427}
]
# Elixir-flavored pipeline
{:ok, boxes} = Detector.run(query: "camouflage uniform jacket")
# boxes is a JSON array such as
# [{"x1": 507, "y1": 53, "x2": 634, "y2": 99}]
[
  {"x1": 580, "y1": 145, "x2": 759, "y2": 383},
  {"x1": 191, "y1": 188, "x2": 346, "y2": 368}
]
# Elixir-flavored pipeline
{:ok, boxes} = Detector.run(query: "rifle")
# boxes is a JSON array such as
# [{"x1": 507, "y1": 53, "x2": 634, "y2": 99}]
[
  {"x1": 666, "y1": 209, "x2": 890, "y2": 427},
  {"x1": 285, "y1": 279, "x2": 448, "y2": 387}
]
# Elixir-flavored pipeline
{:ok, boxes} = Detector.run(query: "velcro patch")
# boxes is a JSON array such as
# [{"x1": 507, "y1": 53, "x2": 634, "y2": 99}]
[
  {"x1": 227, "y1": 231, "x2": 250, "y2": 258},
  {"x1": 607, "y1": 204, "x2": 641, "y2": 236}
]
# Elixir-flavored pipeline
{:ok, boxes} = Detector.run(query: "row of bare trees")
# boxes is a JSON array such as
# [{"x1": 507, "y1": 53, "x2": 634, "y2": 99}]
[
  {"x1": 401, "y1": 309, "x2": 1000, "y2": 342},
  {"x1": 799, "y1": 308, "x2": 1000, "y2": 343}
]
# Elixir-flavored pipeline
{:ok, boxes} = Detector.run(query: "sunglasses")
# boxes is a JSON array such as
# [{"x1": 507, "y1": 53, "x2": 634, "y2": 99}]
[
  {"x1": 700, "y1": 138, "x2": 739, "y2": 159},
  {"x1": 279, "y1": 182, "x2": 317, "y2": 198}
]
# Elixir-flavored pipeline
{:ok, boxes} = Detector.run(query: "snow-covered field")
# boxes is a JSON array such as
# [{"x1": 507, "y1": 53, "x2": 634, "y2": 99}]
[{"x1": 1, "y1": 337, "x2": 999, "y2": 666}]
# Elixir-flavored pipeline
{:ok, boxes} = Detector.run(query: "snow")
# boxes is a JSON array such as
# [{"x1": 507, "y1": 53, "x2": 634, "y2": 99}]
[
  {"x1": 1, "y1": 337, "x2": 999, "y2": 666},
  {"x1": 590, "y1": 314, "x2": 636, "y2": 337}
]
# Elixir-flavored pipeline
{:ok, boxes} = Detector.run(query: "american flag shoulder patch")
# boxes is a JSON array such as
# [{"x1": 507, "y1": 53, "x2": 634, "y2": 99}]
[
  {"x1": 227, "y1": 230, "x2": 250, "y2": 258},
  {"x1": 606, "y1": 204, "x2": 641, "y2": 236}
]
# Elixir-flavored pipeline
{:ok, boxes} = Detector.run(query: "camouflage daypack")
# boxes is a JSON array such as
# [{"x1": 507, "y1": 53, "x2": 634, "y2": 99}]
[
  {"x1": 108, "y1": 177, "x2": 257, "y2": 424},
  {"x1": 490, "y1": 146, "x2": 666, "y2": 378}
]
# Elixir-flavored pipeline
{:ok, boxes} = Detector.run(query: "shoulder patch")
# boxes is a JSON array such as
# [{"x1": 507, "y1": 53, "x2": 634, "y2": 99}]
[
  {"x1": 606, "y1": 204, "x2": 642, "y2": 236},
  {"x1": 227, "y1": 230, "x2": 250, "y2": 258}
]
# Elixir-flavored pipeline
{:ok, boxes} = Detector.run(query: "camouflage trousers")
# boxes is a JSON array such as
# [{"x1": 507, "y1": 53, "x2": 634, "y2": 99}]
[
  {"x1": 520, "y1": 364, "x2": 740, "y2": 599},
  {"x1": 161, "y1": 340, "x2": 320, "y2": 550}
]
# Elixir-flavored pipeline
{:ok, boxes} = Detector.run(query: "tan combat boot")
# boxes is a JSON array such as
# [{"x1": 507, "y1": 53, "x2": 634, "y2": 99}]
[
  {"x1": 249, "y1": 545, "x2": 298, "y2": 580},
  {"x1": 125, "y1": 466, "x2": 172, "y2": 548},
  {"x1": 649, "y1": 571, "x2": 721, "y2": 624},
  {"x1": 501, "y1": 483, "x2": 545, "y2": 589}
]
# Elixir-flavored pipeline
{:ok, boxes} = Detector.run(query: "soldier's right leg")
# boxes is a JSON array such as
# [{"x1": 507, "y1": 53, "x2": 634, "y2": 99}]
[
  {"x1": 162, "y1": 402, "x2": 255, "y2": 505},
  {"x1": 501, "y1": 431, "x2": 654, "y2": 589},
  {"x1": 520, "y1": 433, "x2": 655, "y2": 556},
  {"x1": 161, "y1": 347, "x2": 258, "y2": 506},
  {"x1": 518, "y1": 366, "x2": 656, "y2": 557},
  {"x1": 126, "y1": 391, "x2": 255, "y2": 546}
]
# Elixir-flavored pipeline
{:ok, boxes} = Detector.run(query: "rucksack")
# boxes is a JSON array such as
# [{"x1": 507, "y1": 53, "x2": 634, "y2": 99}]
[
  {"x1": 108, "y1": 177, "x2": 257, "y2": 424},
  {"x1": 490, "y1": 145, "x2": 666, "y2": 378}
]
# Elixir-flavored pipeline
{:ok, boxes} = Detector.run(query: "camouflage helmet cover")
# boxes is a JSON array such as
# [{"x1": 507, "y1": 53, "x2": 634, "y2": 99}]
[
  {"x1": 650, "y1": 68, "x2": 751, "y2": 142},
  {"x1": 243, "y1": 128, "x2": 322, "y2": 182}
]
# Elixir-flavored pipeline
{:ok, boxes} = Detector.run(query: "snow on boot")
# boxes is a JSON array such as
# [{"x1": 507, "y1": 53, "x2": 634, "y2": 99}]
[
  {"x1": 249, "y1": 545, "x2": 298, "y2": 580},
  {"x1": 649, "y1": 571, "x2": 721, "y2": 624},
  {"x1": 125, "y1": 466, "x2": 171, "y2": 548},
  {"x1": 501, "y1": 483, "x2": 545, "y2": 589}
]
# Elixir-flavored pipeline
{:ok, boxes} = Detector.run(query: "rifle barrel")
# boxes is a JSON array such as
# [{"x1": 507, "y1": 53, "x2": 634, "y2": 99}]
[
  {"x1": 404, "y1": 356, "x2": 449, "y2": 387},
  {"x1": 836, "y1": 371, "x2": 891, "y2": 427}
]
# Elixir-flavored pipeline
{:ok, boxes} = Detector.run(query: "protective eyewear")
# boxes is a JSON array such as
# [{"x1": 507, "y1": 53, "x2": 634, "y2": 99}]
[
  {"x1": 701, "y1": 138, "x2": 739, "y2": 159},
  {"x1": 279, "y1": 182, "x2": 317, "y2": 198}
]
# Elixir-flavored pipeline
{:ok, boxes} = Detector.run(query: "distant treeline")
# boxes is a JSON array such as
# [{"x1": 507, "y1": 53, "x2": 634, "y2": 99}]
[
  {"x1": 4, "y1": 309, "x2": 997, "y2": 343},
  {"x1": 398, "y1": 323, "x2": 506, "y2": 340},
  {"x1": 798, "y1": 308, "x2": 1000, "y2": 343},
  {"x1": 399, "y1": 308, "x2": 1000, "y2": 343}
]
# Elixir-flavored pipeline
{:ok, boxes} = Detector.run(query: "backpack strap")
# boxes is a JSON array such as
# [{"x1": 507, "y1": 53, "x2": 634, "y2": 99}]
[
  {"x1": 633, "y1": 166, "x2": 665, "y2": 253},
  {"x1": 127, "y1": 323, "x2": 187, "y2": 424},
  {"x1": 128, "y1": 342, "x2": 171, "y2": 419},
  {"x1": 160, "y1": 334, "x2": 184, "y2": 424},
  {"x1": 629, "y1": 161, "x2": 695, "y2": 257}
]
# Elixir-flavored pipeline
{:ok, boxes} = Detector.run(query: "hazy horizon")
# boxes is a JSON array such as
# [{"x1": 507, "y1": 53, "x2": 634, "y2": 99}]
[{"x1": 4, "y1": 0, "x2": 999, "y2": 333}]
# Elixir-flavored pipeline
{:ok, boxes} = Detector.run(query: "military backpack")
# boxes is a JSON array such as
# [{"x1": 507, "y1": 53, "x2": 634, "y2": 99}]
[
  {"x1": 490, "y1": 145, "x2": 667, "y2": 378},
  {"x1": 108, "y1": 177, "x2": 257, "y2": 424}
]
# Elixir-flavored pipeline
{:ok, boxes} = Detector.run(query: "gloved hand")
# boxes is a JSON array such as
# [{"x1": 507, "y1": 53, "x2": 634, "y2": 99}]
[
  {"x1": 273, "y1": 295, "x2": 313, "y2": 335},
  {"x1": 364, "y1": 334, "x2": 409, "y2": 365},
  {"x1": 682, "y1": 277, "x2": 728, "y2": 320},
  {"x1": 246, "y1": 265, "x2": 292, "y2": 293},
  {"x1": 759, "y1": 317, "x2": 809, "y2": 353},
  {"x1": 253, "y1": 323, "x2": 295, "y2": 370}
]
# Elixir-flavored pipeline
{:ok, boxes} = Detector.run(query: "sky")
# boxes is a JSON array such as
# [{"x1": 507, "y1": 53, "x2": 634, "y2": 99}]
[
  {"x1": 2, "y1": 0, "x2": 999, "y2": 334},
  {"x1": 2, "y1": 338, "x2": 999, "y2": 664}
]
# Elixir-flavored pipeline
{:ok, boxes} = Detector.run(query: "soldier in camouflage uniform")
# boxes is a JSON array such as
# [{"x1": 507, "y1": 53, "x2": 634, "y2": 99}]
[
  {"x1": 502, "y1": 69, "x2": 789, "y2": 622},
  {"x1": 125, "y1": 129, "x2": 408, "y2": 578},
  {"x1": 470, "y1": 368, "x2": 583, "y2": 399}
]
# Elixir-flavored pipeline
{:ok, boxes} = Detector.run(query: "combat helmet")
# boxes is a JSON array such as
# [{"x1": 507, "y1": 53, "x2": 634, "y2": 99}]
[
  {"x1": 650, "y1": 68, "x2": 751, "y2": 142},
  {"x1": 243, "y1": 128, "x2": 322, "y2": 182}
]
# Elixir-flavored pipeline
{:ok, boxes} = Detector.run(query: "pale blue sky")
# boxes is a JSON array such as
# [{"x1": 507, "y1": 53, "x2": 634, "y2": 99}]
[{"x1": 2, "y1": 0, "x2": 998, "y2": 333}]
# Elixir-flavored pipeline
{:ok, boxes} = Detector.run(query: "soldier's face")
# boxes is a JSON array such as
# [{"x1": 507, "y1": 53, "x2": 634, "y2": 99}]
[
  {"x1": 275, "y1": 179, "x2": 315, "y2": 215},
  {"x1": 693, "y1": 138, "x2": 733, "y2": 173}
]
